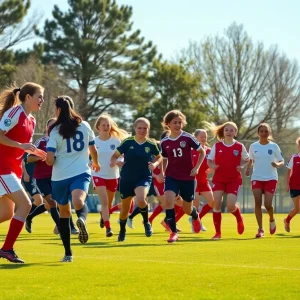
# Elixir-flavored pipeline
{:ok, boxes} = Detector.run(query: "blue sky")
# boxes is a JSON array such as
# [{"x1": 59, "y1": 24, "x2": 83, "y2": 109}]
[{"x1": 20, "y1": 0, "x2": 300, "y2": 62}]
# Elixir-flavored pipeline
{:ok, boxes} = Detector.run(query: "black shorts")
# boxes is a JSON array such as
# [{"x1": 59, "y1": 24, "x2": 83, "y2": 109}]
[
  {"x1": 36, "y1": 177, "x2": 52, "y2": 197},
  {"x1": 290, "y1": 189, "x2": 300, "y2": 198},
  {"x1": 22, "y1": 178, "x2": 40, "y2": 196},
  {"x1": 147, "y1": 181, "x2": 157, "y2": 197}
]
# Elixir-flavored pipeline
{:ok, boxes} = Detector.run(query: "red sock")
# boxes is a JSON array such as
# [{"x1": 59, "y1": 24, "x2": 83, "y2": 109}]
[
  {"x1": 199, "y1": 204, "x2": 212, "y2": 219},
  {"x1": 231, "y1": 206, "x2": 242, "y2": 222},
  {"x1": 174, "y1": 204, "x2": 181, "y2": 215},
  {"x1": 104, "y1": 221, "x2": 111, "y2": 229},
  {"x1": 213, "y1": 211, "x2": 222, "y2": 234},
  {"x1": 149, "y1": 205, "x2": 163, "y2": 223},
  {"x1": 2, "y1": 217, "x2": 24, "y2": 251},
  {"x1": 286, "y1": 215, "x2": 292, "y2": 223},
  {"x1": 129, "y1": 200, "x2": 134, "y2": 214},
  {"x1": 109, "y1": 205, "x2": 119, "y2": 215},
  {"x1": 175, "y1": 207, "x2": 185, "y2": 223}
]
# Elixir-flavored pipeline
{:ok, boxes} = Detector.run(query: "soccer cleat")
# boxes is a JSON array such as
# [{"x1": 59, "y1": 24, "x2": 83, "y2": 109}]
[
  {"x1": 144, "y1": 222, "x2": 153, "y2": 237},
  {"x1": 118, "y1": 231, "x2": 126, "y2": 242},
  {"x1": 270, "y1": 220, "x2": 276, "y2": 235},
  {"x1": 60, "y1": 255, "x2": 73, "y2": 262},
  {"x1": 161, "y1": 220, "x2": 171, "y2": 232},
  {"x1": 192, "y1": 216, "x2": 201, "y2": 233},
  {"x1": 255, "y1": 229, "x2": 264, "y2": 238},
  {"x1": 0, "y1": 249, "x2": 24, "y2": 263},
  {"x1": 53, "y1": 225, "x2": 60, "y2": 235},
  {"x1": 25, "y1": 218, "x2": 32, "y2": 233},
  {"x1": 237, "y1": 217, "x2": 245, "y2": 235},
  {"x1": 212, "y1": 233, "x2": 221, "y2": 240},
  {"x1": 167, "y1": 233, "x2": 178, "y2": 243},
  {"x1": 99, "y1": 214, "x2": 104, "y2": 228},
  {"x1": 127, "y1": 218, "x2": 134, "y2": 229},
  {"x1": 106, "y1": 228, "x2": 114, "y2": 237},
  {"x1": 76, "y1": 217, "x2": 89, "y2": 244},
  {"x1": 284, "y1": 218, "x2": 290, "y2": 233},
  {"x1": 71, "y1": 227, "x2": 79, "y2": 235}
]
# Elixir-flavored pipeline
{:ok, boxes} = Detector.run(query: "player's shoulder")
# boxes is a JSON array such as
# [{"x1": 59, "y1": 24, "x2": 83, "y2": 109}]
[
  {"x1": 146, "y1": 138, "x2": 158, "y2": 147},
  {"x1": 2, "y1": 105, "x2": 23, "y2": 123},
  {"x1": 79, "y1": 120, "x2": 92, "y2": 131},
  {"x1": 182, "y1": 131, "x2": 195, "y2": 139},
  {"x1": 35, "y1": 136, "x2": 47, "y2": 145},
  {"x1": 120, "y1": 136, "x2": 134, "y2": 145}
]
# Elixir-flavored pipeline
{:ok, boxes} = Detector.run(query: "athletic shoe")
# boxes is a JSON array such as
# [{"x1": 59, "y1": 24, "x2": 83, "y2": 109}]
[
  {"x1": 237, "y1": 217, "x2": 245, "y2": 235},
  {"x1": 192, "y1": 216, "x2": 201, "y2": 233},
  {"x1": 127, "y1": 218, "x2": 134, "y2": 229},
  {"x1": 71, "y1": 228, "x2": 79, "y2": 235},
  {"x1": 284, "y1": 218, "x2": 290, "y2": 233},
  {"x1": 25, "y1": 218, "x2": 32, "y2": 233},
  {"x1": 270, "y1": 220, "x2": 276, "y2": 235},
  {"x1": 161, "y1": 220, "x2": 171, "y2": 232},
  {"x1": 211, "y1": 233, "x2": 221, "y2": 240},
  {"x1": 76, "y1": 217, "x2": 89, "y2": 244},
  {"x1": 144, "y1": 222, "x2": 153, "y2": 237},
  {"x1": 188, "y1": 217, "x2": 195, "y2": 233},
  {"x1": 53, "y1": 225, "x2": 60, "y2": 235},
  {"x1": 201, "y1": 223, "x2": 207, "y2": 231},
  {"x1": 255, "y1": 229, "x2": 264, "y2": 238},
  {"x1": 106, "y1": 228, "x2": 114, "y2": 237},
  {"x1": 167, "y1": 233, "x2": 178, "y2": 243},
  {"x1": 118, "y1": 231, "x2": 126, "y2": 242},
  {"x1": 0, "y1": 249, "x2": 24, "y2": 263},
  {"x1": 60, "y1": 255, "x2": 73, "y2": 262}
]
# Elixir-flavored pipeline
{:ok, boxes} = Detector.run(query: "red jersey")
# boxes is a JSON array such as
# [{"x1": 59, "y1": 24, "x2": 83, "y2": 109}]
[
  {"x1": 161, "y1": 131, "x2": 201, "y2": 181},
  {"x1": 286, "y1": 154, "x2": 300, "y2": 190},
  {"x1": 208, "y1": 141, "x2": 249, "y2": 183},
  {"x1": 0, "y1": 105, "x2": 35, "y2": 179},
  {"x1": 192, "y1": 146, "x2": 211, "y2": 183},
  {"x1": 33, "y1": 136, "x2": 53, "y2": 179}
]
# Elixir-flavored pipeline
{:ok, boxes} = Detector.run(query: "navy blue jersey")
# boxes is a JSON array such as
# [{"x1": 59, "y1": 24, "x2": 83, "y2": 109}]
[
  {"x1": 117, "y1": 137, "x2": 160, "y2": 181},
  {"x1": 23, "y1": 153, "x2": 35, "y2": 178}
]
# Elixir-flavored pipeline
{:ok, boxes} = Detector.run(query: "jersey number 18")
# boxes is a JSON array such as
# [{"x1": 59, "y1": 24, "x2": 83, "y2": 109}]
[{"x1": 66, "y1": 131, "x2": 85, "y2": 153}]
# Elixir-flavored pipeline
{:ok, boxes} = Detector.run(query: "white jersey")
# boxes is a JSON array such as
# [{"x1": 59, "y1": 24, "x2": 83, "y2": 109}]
[
  {"x1": 91, "y1": 136, "x2": 121, "y2": 179},
  {"x1": 249, "y1": 141, "x2": 284, "y2": 181},
  {"x1": 47, "y1": 121, "x2": 95, "y2": 181}
]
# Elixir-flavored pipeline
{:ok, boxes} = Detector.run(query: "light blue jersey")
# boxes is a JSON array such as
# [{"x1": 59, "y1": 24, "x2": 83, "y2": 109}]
[{"x1": 47, "y1": 121, "x2": 95, "y2": 181}]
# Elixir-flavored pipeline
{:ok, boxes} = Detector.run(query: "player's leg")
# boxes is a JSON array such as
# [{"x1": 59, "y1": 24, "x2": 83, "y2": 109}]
[
  {"x1": 118, "y1": 196, "x2": 133, "y2": 242},
  {"x1": 284, "y1": 193, "x2": 300, "y2": 232},
  {"x1": 264, "y1": 192, "x2": 276, "y2": 234},
  {"x1": 227, "y1": 193, "x2": 244, "y2": 235},
  {"x1": 212, "y1": 187, "x2": 224, "y2": 239}
]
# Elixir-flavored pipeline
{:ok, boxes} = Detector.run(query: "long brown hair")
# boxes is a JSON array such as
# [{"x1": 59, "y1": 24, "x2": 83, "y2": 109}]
[{"x1": 161, "y1": 110, "x2": 187, "y2": 131}]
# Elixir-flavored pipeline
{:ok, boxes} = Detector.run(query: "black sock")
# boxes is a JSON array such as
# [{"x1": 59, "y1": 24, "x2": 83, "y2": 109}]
[
  {"x1": 70, "y1": 215, "x2": 76, "y2": 230},
  {"x1": 166, "y1": 209, "x2": 177, "y2": 233},
  {"x1": 50, "y1": 207, "x2": 60, "y2": 228},
  {"x1": 119, "y1": 219, "x2": 127, "y2": 232},
  {"x1": 140, "y1": 206, "x2": 149, "y2": 223},
  {"x1": 29, "y1": 204, "x2": 37, "y2": 215},
  {"x1": 59, "y1": 218, "x2": 72, "y2": 256},
  {"x1": 76, "y1": 204, "x2": 88, "y2": 221},
  {"x1": 190, "y1": 206, "x2": 198, "y2": 220},
  {"x1": 129, "y1": 206, "x2": 140, "y2": 220},
  {"x1": 28, "y1": 204, "x2": 47, "y2": 220}
]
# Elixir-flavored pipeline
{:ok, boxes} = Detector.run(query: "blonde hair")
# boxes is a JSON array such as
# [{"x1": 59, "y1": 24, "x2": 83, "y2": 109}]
[
  {"x1": 212, "y1": 121, "x2": 238, "y2": 141},
  {"x1": 257, "y1": 123, "x2": 273, "y2": 140},
  {"x1": 134, "y1": 117, "x2": 150, "y2": 129},
  {"x1": 296, "y1": 137, "x2": 300, "y2": 147},
  {"x1": 194, "y1": 128, "x2": 209, "y2": 146},
  {"x1": 94, "y1": 113, "x2": 128, "y2": 141},
  {"x1": 161, "y1": 110, "x2": 187, "y2": 131}
]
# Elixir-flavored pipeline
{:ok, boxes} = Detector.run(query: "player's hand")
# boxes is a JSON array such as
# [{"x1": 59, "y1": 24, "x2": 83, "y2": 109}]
[
  {"x1": 23, "y1": 174, "x2": 30, "y2": 182},
  {"x1": 245, "y1": 167, "x2": 251, "y2": 177},
  {"x1": 271, "y1": 162, "x2": 279, "y2": 168},
  {"x1": 285, "y1": 185, "x2": 290, "y2": 192},
  {"x1": 236, "y1": 166, "x2": 244, "y2": 172},
  {"x1": 92, "y1": 162, "x2": 101, "y2": 173},
  {"x1": 205, "y1": 168, "x2": 213, "y2": 174},
  {"x1": 190, "y1": 167, "x2": 199, "y2": 176},
  {"x1": 116, "y1": 160, "x2": 124, "y2": 167},
  {"x1": 148, "y1": 162, "x2": 157, "y2": 171},
  {"x1": 26, "y1": 147, "x2": 47, "y2": 161},
  {"x1": 157, "y1": 174, "x2": 165, "y2": 183},
  {"x1": 210, "y1": 164, "x2": 219, "y2": 170},
  {"x1": 110, "y1": 159, "x2": 117, "y2": 168},
  {"x1": 21, "y1": 143, "x2": 36, "y2": 152}
]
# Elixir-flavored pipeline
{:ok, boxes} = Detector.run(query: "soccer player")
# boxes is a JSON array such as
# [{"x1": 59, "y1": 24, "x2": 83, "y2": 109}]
[
  {"x1": 284, "y1": 137, "x2": 300, "y2": 232},
  {"x1": 190, "y1": 129, "x2": 214, "y2": 232},
  {"x1": 0, "y1": 82, "x2": 45, "y2": 263},
  {"x1": 92, "y1": 113, "x2": 128, "y2": 237},
  {"x1": 245, "y1": 123, "x2": 284, "y2": 238},
  {"x1": 207, "y1": 121, "x2": 249, "y2": 240},
  {"x1": 160, "y1": 110, "x2": 205, "y2": 243},
  {"x1": 110, "y1": 117, "x2": 162, "y2": 242},
  {"x1": 46, "y1": 96, "x2": 100, "y2": 262}
]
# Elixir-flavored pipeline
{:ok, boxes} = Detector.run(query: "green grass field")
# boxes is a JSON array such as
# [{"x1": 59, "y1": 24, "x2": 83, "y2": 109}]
[{"x1": 1, "y1": 213, "x2": 300, "y2": 299}]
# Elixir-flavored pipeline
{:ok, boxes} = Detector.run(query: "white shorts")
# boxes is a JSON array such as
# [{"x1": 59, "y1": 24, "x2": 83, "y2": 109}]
[{"x1": 0, "y1": 174, "x2": 23, "y2": 196}]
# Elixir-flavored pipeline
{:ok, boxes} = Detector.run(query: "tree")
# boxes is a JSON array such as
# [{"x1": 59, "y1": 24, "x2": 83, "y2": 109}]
[
  {"x1": 135, "y1": 60, "x2": 208, "y2": 138},
  {"x1": 38, "y1": 0, "x2": 157, "y2": 120}
]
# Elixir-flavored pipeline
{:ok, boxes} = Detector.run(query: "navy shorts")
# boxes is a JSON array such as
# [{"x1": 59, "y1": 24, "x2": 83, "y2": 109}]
[
  {"x1": 164, "y1": 176, "x2": 196, "y2": 203},
  {"x1": 147, "y1": 181, "x2": 157, "y2": 197},
  {"x1": 36, "y1": 177, "x2": 52, "y2": 197},
  {"x1": 290, "y1": 189, "x2": 300, "y2": 198},
  {"x1": 119, "y1": 177, "x2": 152, "y2": 199},
  {"x1": 52, "y1": 173, "x2": 91, "y2": 206},
  {"x1": 22, "y1": 178, "x2": 40, "y2": 197}
]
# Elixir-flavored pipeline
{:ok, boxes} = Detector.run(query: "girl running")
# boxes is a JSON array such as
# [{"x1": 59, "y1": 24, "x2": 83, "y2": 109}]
[
  {"x1": 0, "y1": 82, "x2": 45, "y2": 263},
  {"x1": 46, "y1": 96, "x2": 100, "y2": 262},
  {"x1": 207, "y1": 122, "x2": 249, "y2": 240}
]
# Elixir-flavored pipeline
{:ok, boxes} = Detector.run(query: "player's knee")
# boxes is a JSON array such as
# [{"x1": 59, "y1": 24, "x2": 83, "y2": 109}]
[
  {"x1": 227, "y1": 204, "x2": 235, "y2": 212},
  {"x1": 264, "y1": 204, "x2": 273, "y2": 211}
]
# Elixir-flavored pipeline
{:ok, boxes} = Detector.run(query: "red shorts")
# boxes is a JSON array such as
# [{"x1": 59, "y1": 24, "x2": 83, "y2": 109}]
[
  {"x1": 212, "y1": 181, "x2": 241, "y2": 196},
  {"x1": 153, "y1": 179, "x2": 164, "y2": 196},
  {"x1": 92, "y1": 177, "x2": 118, "y2": 192},
  {"x1": 251, "y1": 180, "x2": 277, "y2": 195},
  {"x1": 196, "y1": 180, "x2": 212, "y2": 193}
]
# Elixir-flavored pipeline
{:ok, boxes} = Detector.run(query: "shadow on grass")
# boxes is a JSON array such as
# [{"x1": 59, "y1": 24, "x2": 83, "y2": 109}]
[
  {"x1": 0, "y1": 261, "x2": 62, "y2": 269},
  {"x1": 274, "y1": 233, "x2": 300, "y2": 238}
]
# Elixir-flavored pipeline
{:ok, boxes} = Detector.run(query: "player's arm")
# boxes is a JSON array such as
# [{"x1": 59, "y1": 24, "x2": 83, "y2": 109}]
[
  {"x1": 271, "y1": 144, "x2": 284, "y2": 168},
  {"x1": 22, "y1": 160, "x2": 30, "y2": 182},
  {"x1": 46, "y1": 132, "x2": 57, "y2": 166},
  {"x1": 27, "y1": 155, "x2": 42, "y2": 163},
  {"x1": 191, "y1": 147, "x2": 205, "y2": 175},
  {"x1": 237, "y1": 144, "x2": 250, "y2": 171},
  {"x1": 207, "y1": 144, "x2": 218, "y2": 170},
  {"x1": 245, "y1": 159, "x2": 253, "y2": 177},
  {"x1": 89, "y1": 144, "x2": 100, "y2": 172},
  {"x1": 285, "y1": 168, "x2": 292, "y2": 192},
  {"x1": 110, "y1": 150, "x2": 122, "y2": 167},
  {"x1": 149, "y1": 154, "x2": 163, "y2": 171}
]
